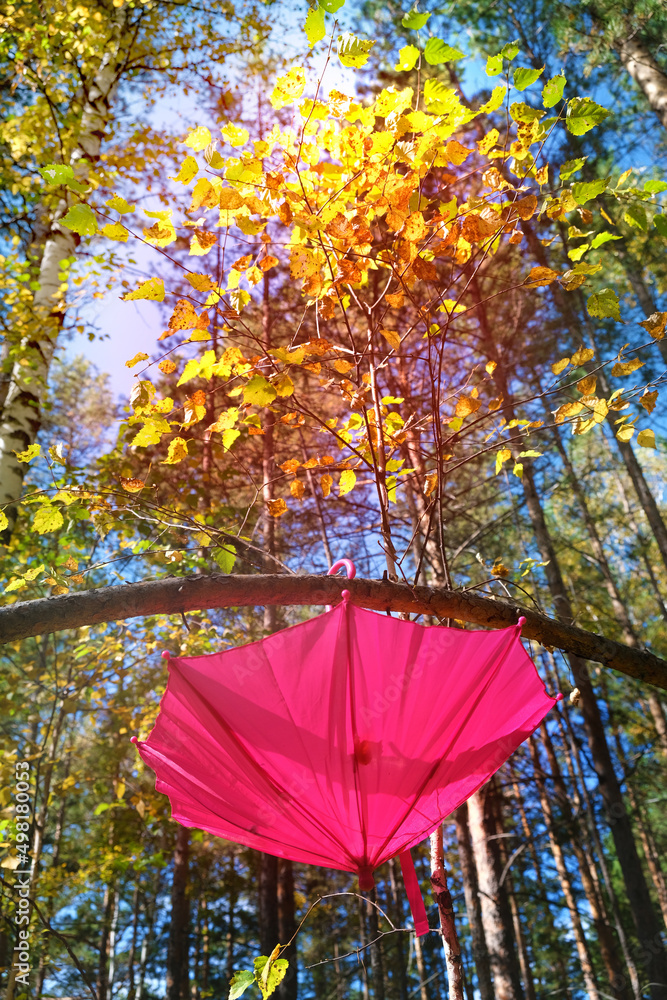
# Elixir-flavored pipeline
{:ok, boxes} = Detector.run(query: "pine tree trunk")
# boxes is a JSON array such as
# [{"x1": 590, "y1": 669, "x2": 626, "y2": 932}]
[
  {"x1": 98, "y1": 884, "x2": 113, "y2": 1000},
  {"x1": 387, "y1": 858, "x2": 409, "y2": 1000},
  {"x1": 454, "y1": 803, "x2": 494, "y2": 1000},
  {"x1": 367, "y1": 890, "x2": 385, "y2": 1000},
  {"x1": 166, "y1": 826, "x2": 190, "y2": 1000},
  {"x1": 529, "y1": 738, "x2": 599, "y2": 1000},
  {"x1": 277, "y1": 859, "x2": 297, "y2": 1000},
  {"x1": 467, "y1": 786, "x2": 524, "y2": 1000},
  {"x1": 258, "y1": 854, "x2": 279, "y2": 957}
]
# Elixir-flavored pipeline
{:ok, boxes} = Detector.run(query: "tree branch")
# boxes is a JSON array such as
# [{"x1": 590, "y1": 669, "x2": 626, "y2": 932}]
[{"x1": 1, "y1": 574, "x2": 666, "y2": 690}]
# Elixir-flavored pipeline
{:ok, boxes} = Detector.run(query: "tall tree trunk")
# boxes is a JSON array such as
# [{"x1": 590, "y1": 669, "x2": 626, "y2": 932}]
[
  {"x1": 529, "y1": 737, "x2": 599, "y2": 1000},
  {"x1": 413, "y1": 933, "x2": 429, "y2": 1000},
  {"x1": 277, "y1": 859, "x2": 297, "y2": 1000},
  {"x1": 367, "y1": 890, "x2": 386, "y2": 1000},
  {"x1": 166, "y1": 826, "x2": 190, "y2": 1000},
  {"x1": 0, "y1": 10, "x2": 127, "y2": 536},
  {"x1": 127, "y1": 885, "x2": 141, "y2": 1000},
  {"x1": 430, "y1": 825, "x2": 465, "y2": 1000},
  {"x1": 616, "y1": 36, "x2": 667, "y2": 131},
  {"x1": 387, "y1": 858, "x2": 409, "y2": 1000},
  {"x1": 258, "y1": 854, "x2": 279, "y2": 957},
  {"x1": 358, "y1": 897, "x2": 371, "y2": 1000},
  {"x1": 108, "y1": 889, "x2": 120, "y2": 997},
  {"x1": 539, "y1": 724, "x2": 629, "y2": 998},
  {"x1": 98, "y1": 884, "x2": 113, "y2": 1000},
  {"x1": 467, "y1": 786, "x2": 524, "y2": 1000},
  {"x1": 454, "y1": 803, "x2": 494, "y2": 1000}
]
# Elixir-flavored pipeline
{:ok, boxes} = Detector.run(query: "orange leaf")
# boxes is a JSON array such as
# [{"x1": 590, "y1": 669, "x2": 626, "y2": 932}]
[
  {"x1": 266, "y1": 498, "x2": 288, "y2": 517},
  {"x1": 320, "y1": 473, "x2": 333, "y2": 497},
  {"x1": 120, "y1": 477, "x2": 146, "y2": 493}
]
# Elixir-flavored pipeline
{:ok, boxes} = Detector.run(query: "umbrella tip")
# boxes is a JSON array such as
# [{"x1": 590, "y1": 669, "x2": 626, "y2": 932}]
[
  {"x1": 161, "y1": 650, "x2": 171, "y2": 660},
  {"x1": 342, "y1": 589, "x2": 351, "y2": 602},
  {"x1": 358, "y1": 866, "x2": 375, "y2": 891},
  {"x1": 130, "y1": 736, "x2": 138, "y2": 745},
  {"x1": 516, "y1": 615, "x2": 526, "y2": 629}
]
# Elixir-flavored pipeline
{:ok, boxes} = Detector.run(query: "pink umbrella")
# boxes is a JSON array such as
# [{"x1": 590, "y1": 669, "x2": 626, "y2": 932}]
[{"x1": 133, "y1": 561, "x2": 560, "y2": 935}]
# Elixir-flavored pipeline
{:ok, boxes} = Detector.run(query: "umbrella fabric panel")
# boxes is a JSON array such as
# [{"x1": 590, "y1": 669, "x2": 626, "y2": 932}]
[{"x1": 134, "y1": 599, "x2": 558, "y2": 878}]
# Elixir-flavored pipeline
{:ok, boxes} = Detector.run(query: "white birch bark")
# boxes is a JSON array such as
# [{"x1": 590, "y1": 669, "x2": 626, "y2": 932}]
[
  {"x1": 0, "y1": 11, "x2": 126, "y2": 531},
  {"x1": 617, "y1": 37, "x2": 667, "y2": 130}
]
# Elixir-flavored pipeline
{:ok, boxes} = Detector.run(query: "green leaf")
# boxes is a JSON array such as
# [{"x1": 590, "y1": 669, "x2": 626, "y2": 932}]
[
  {"x1": 478, "y1": 86, "x2": 506, "y2": 114},
  {"x1": 624, "y1": 204, "x2": 648, "y2": 232},
  {"x1": 486, "y1": 53, "x2": 503, "y2": 76},
  {"x1": 254, "y1": 957, "x2": 289, "y2": 1000},
  {"x1": 566, "y1": 97, "x2": 610, "y2": 135},
  {"x1": 214, "y1": 544, "x2": 237, "y2": 574},
  {"x1": 572, "y1": 178, "x2": 608, "y2": 205},
  {"x1": 500, "y1": 40, "x2": 520, "y2": 59},
  {"x1": 587, "y1": 287, "x2": 621, "y2": 321},
  {"x1": 243, "y1": 376, "x2": 277, "y2": 407},
  {"x1": 395, "y1": 44, "x2": 419, "y2": 71},
  {"x1": 39, "y1": 164, "x2": 74, "y2": 185},
  {"x1": 319, "y1": 0, "x2": 344, "y2": 10},
  {"x1": 542, "y1": 74, "x2": 565, "y2": 107},
  {"x1": 509, "y1": 102, "x2": 545, "y2": 123},
  {"x1": 14, "y1": 443, "x2": 41, "y2": 463},
  {"x1": 560, "y1": 157, "x2": 587, "y2": 181},
  {"x1": 122, "y1": 277, "x2": 165, "y2": 302},
  {"x1": 337, "y1": 31, "x2": 374, "y2": 67},
  {"x1": 60, "y1": 203, "x2": 97, "y2": 236},
  {"x1": 401, "y1": 9, "x2": 431, "y2": 29},
  {"x1": 33, "y1": 506, "x2": 64, "y2": 535},
  {"x1": 423, "y1": 38, "x2": 465, "y2": 64},
  {"x1": 304, "y1": 5, "x2": 325, "y2": 46},
  {"x1": 228, "y1": 970, "x2": 255, "y2": 1000},
  {"x1": 644, "y1": 179, "x2": 667, "y2": 194},
  {"x1": 590, "y1": 232, "x2": 622, "y2": 249},
  {"x1": 512, "y1": 66, "x2": 543, "y2": 91},
  {"x1": 568, "y1": 245, "x2": 589, "y2": 262},
  {"x1": 654, "y1": 214, "x2": 667, "y2": 237}
]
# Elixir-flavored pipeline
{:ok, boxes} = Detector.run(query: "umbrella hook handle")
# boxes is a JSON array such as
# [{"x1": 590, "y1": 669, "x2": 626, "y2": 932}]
[{"x1": 325, "y1": 559, "x2": 356, "y2": 611}]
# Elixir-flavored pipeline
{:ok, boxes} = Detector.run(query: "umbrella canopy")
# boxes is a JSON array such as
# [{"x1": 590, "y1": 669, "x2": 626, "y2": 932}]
[{"x1": 133, "y1": 589, "x2": 559, "y2": 932}]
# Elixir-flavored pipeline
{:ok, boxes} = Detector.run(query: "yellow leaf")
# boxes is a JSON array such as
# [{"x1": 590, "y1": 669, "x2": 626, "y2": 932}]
[
  {"x1": 456, "y1": 395, "x2": 481, "y2": 417},
  {"x1": 125, "y1": 352, "x2": 149, "y2": 368},
  {"x1": 116, "y1": 781, "x2": 126, "y2": 800},
  {"x1": 143, "y1": 217, "x2": 176, "y2": 247},
  {"x1": 219, "y1": 188, "x2": 245, "y2": 210},
  {"x1": 380, "y1": 327, "x2": 400, "y2": 351},
  {"x1": 576, "y1": 374, "x2": 596, "y2": 395},
  {"x1": 446, "y1": 140, "x2": 472, "y2": 165},
  {"x1": 640, "y1": 390, "x2": 658, "y2": 414},
  {"x1": 221, "y1": 122, "x2": 249, "y2": 147},
  {"x1": 570, "y1": 346, "x2": 594, "y2": 365},
  {"x1": 120, "y1": 477, "x2": 146, "y2": 493},
  {"x1": 338, "y1": 469, "x2": 357, "y2": 496},
  {"x1": 515, "y1": 194, "x2": 537, "y2": 220},
  {"x1": 267, "y1": 498, "x2": 288, "y2": 516},
  {"x1": 402, "y1": 212, "x2": 428, "y2": 243},
  {"x1": 122, "y1": 277, "x2": 165, "y2": 302},
  {"x1": 485, "y1": 360, "x2": 497, "y2": 375},
  {"x1": 551, "y1": 357, "x2": 570, "y2": 375},
  {"x1": 185, "y1": 273, "x2": 216, "y2": 292},
  {"x1": 320, "y1": 474, "x2": 333, "y2": 497},
  {"x1": 101, "y1": 222, "x2": 129, "y2": 241},
  {"x1": 637, "y1": 428, "x2": 656, "y2": 449},
  {"x1": 289, "y1": 246, "x2": 320, "y2": 280},
  {"x1": 554, "y1": 400, "x2": 584, "y2": 423},
  {"x1": 290, "y1": 480, "x2": 305, "y2": 501},
  {"x1": 270, "y1": 66, "x2": 306, "y2": 110},
  {"x1": 424, "y1": 472, "x2": 438, "y2": 496},
  {"x1": 163, "y1": 437, "x2": 189, "y2": 464},
  {"x1": 525, "y1": 265, "x2": 560, "y2": 287},
  {"x1": 33, "y1": 506, "x2": 64, "y2": 534},
  {"x1": 184, "y1": 126, "x2": 212, "y2": 151},
  {"x1": 611, "y1": 357, "x2": 645, "y2": 377},
  {"x1": 616, "y1": 424, "x2": 635, "y2": 442},
  {"x1": 639, "y1": 311, "x2": 667, "y2": 341},
  {"x1": 495, "y1": 448, "x2": 512, "y2": 474},
  {"x1": 0, "y1": 511, "x2": 8, "y2": 532},
  {"x1": 171, "y1": 156, "x2": 198, "y2": 184},
  {"x1": 189, "y1": 230, "x2": 217, "y2": 256}
]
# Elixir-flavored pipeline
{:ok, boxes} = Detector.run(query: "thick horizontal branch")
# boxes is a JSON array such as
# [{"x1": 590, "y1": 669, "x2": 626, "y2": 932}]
[{"x1": 1, "y1": 574, "x2": 666, "y2": 691}]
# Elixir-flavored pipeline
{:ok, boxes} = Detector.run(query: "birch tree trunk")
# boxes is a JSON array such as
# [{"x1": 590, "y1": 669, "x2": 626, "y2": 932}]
[
  {"x1": 467, "y1": 786, "x2": 524, "y2": 1000},
  {"x1": 430, "y1": 826, "x2": 465, "y2": 1000},
  {"x1": 617, "y1": 37, "x2": 667, "y2": 131},
  {"x1": 0, "y1": 9, "x2": 126, "y2": 535},
  {"x1": 454, "y1": 803, "x2": 494, "y2": 1000}
]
